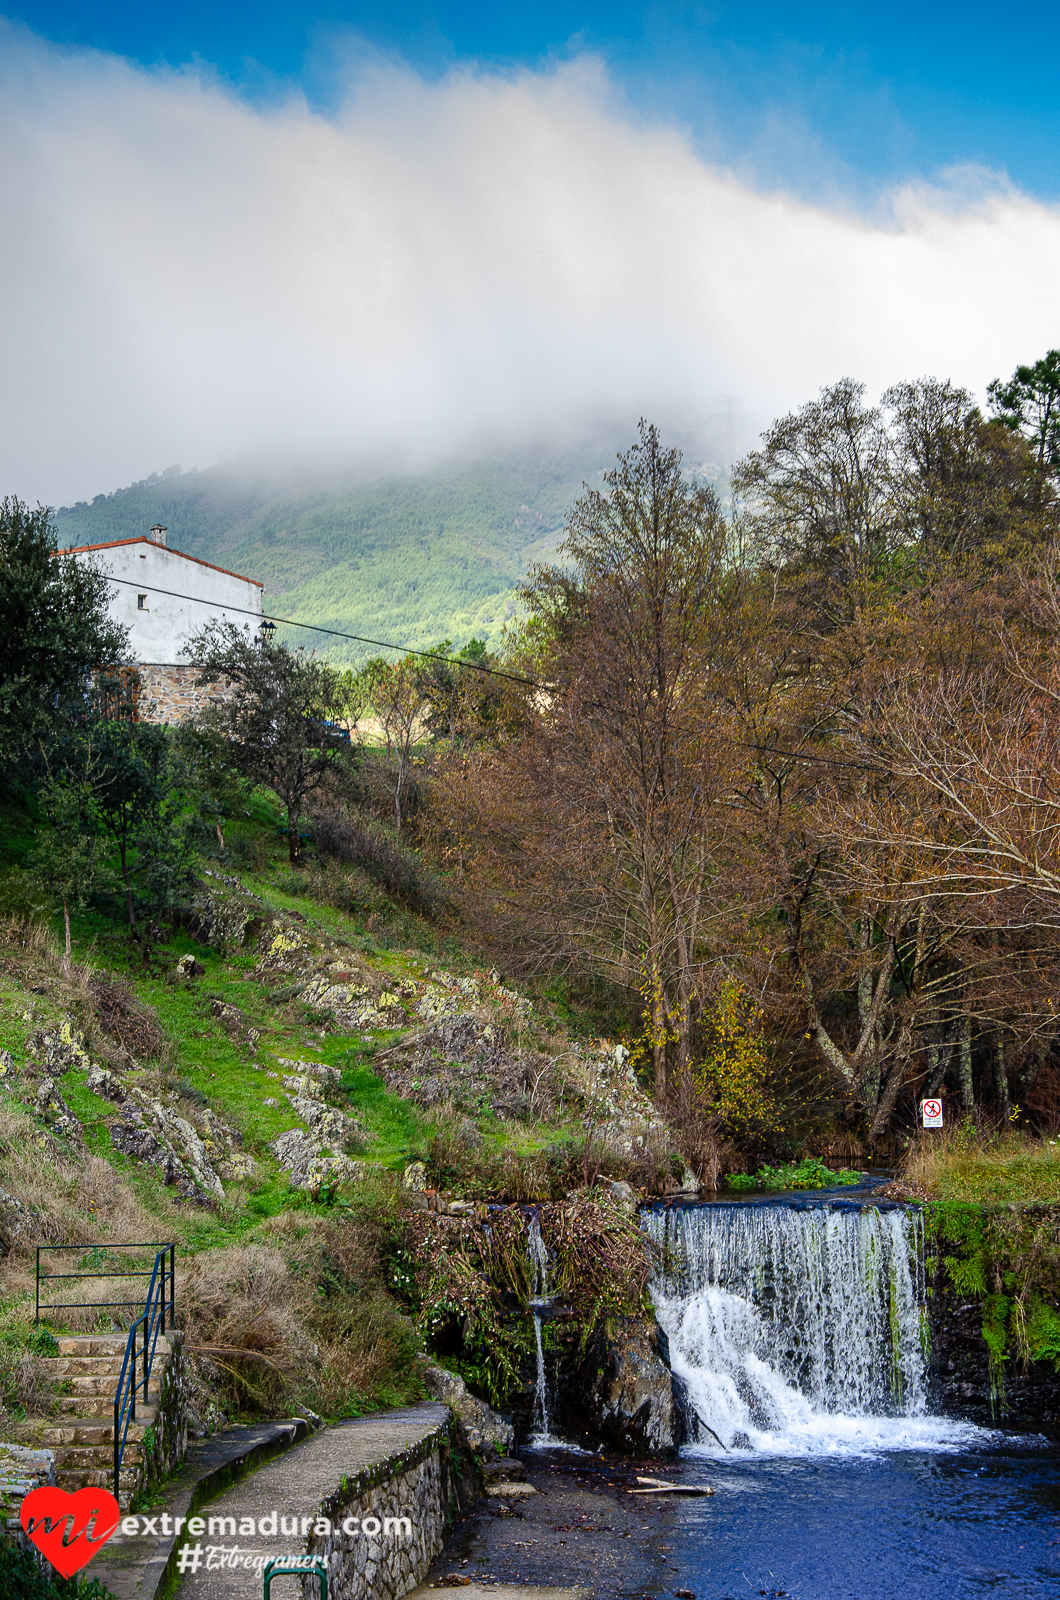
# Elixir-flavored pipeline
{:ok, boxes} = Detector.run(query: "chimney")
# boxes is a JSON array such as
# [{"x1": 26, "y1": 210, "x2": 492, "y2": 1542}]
[{"x1": 148, "y1": 524, "x2": 167, "y2": 547}]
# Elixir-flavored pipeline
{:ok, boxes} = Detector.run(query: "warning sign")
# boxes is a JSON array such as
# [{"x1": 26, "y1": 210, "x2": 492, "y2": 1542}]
[{"x1": 921, "y1": 1098, "x2": 944, "y2": 1129}]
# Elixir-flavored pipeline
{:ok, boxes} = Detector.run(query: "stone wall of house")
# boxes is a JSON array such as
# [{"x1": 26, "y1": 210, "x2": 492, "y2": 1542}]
[{"x1": 136, "y1": 665, "x2": 234, "y2": 725}]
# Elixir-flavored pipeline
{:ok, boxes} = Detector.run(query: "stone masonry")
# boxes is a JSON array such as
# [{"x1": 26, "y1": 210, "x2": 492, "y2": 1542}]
[{"x1": 136, "y1": 665, "x2": 235, "y2": 725}]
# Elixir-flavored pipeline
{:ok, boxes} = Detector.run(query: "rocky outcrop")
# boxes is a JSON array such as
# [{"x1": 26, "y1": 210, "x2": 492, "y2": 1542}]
[
  {"x1": 573, "y1": 1318, "x2": 679, "y2": 1455},
  {"x1": 33, "y1": 1076, "x2": 84, "y2": 1143},
  {"x1": 106, "y1": 1087, "x2": 252, "y2": 1202},
  {"x1": 569, "y1": 1043, "x2": 671, "y2": 1156},
  {"x1": 931, "y1": 1262, "x2": 1060, "y2": 1427},
  {"x1": 375, "y1": 1012, "x2": 559, "y2": 1122},
  {"x1": 270, "y1": 1059, "x2": 369, "y2": 1190},
  {"x1": 185, "y1": 882, "x2": 265, "y2": 948},
  {"x1": 417, "y1": 1359, "x2": 515, "y2": 1459}
]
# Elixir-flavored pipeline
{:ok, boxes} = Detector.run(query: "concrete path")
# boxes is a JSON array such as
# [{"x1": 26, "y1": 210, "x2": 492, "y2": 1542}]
[
  {"x1": 89, "y1": 1419, "x2": 310, "y2": 1600},
  {"x1": 173, "y1": 1405, "x2": 448, "y2": 1600},
  {"x1": 408, "y1": 1587, "x2": 589, "y2": 1600},
  {"x1": 409, "y1": 1588, "x2": 589, "y2": 1600}
]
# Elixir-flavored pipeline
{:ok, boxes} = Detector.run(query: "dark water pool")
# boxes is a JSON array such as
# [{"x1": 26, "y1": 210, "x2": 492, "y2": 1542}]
[{"x1": 672, "y1": 1438, "x2": 1060, "y2": 1599}]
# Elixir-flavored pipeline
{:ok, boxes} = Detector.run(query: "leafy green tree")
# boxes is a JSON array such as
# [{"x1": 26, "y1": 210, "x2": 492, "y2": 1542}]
[
  {"x1": 987, "y1": 349, "x2": 1060, "y2": 472},
  {"x1": 884, "y1": 377, "x2": 1056, "y2": 575},
  {"x1": 188, "y1": 622, "x2": 347, "y2": 862},
  {"x1": 172, "y1": 719, "x2": 253, "y2": 849},
  {"x1": 25, "y1": 774, "x2": 112, "y2": 978},
  {"x1": 417, "y1": 638, "x2": 507, "y2": 748},
  {"x1": 0, "y1": 498, "x2": 127, "y2": 770}
]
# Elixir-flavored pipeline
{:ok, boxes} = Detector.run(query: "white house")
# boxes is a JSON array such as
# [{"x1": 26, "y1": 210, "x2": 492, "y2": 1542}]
[{"x1": 64, "y1": 524, "x2": 264, "y2": 722}]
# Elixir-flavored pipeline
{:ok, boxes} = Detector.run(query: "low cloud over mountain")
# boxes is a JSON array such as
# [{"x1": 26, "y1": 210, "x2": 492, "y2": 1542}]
[{"x1": 3, "y1": 20, "x2": 1059, "y2": 503}]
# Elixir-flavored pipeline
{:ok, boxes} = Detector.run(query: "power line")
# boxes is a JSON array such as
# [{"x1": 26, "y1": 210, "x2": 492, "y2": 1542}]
[{"x1": 96, "y1": 573, "x2": 537, "y2": 686}]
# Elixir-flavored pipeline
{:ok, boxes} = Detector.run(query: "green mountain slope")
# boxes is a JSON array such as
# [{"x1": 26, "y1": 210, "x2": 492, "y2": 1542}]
[{"x1": 54, "y1": 452, "x2": 613, "y2": 658}]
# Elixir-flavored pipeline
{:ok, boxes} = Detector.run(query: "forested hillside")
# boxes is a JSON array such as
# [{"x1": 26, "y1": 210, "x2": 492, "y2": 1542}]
[{"x1": 53, "y1": 450, "x2": 625, "y2": 656}]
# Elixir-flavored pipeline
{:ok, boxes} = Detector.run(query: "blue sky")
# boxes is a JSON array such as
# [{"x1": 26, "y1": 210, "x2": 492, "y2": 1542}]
[{"x1": 8, "y1": 2, "x2": 1060, "y2": 199}]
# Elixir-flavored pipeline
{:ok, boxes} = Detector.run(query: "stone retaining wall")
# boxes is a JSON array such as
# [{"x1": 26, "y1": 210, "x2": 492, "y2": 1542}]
[
  {"x1": 305, "y1": 1415, "x2": 473, "y2": 1600},
  {"x1": 0, "y1": 1443, "x2": 54, "y2": 1552},
  {"x1": 143, "y1": 1329, "x2": 188, "y2": 1493}
]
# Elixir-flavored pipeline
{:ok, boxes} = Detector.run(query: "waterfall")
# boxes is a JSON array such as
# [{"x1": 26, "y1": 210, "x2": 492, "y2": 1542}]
[
  {"x1": 527, "y1": 1213, "x2": 558, "y2": 1444},
  {"x1": 643, "y1": 1200, "x2": 974, "y2": 1457}
]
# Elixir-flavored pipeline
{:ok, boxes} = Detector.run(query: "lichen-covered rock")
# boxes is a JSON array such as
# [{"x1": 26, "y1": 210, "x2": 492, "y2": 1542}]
[
  {"x1": 0, "y1": 1190, "x2": 34, "y2": 1254},
  {"x1": 26, "y1": 1019, "x2": 92, "y2": 1078},
  {"x1": 271, "y1": 1129, "x2": 366, "y2": 1190},
  {"x1": 270, "y1": 1065, "x2": 368, "y2": 1189},
  {"x1": 580, "y1": 1318, "x2": 678, "y2": 1454},
  {"x1": 34, "y1": 1076, "x2": 84, "y2": 1142},
  {"x1": 110, "y1": 1093, "x2": 224, "y2": 1204},
  {"x1": 86, "y1": 1062, "x2": 127, "y2": 1102},
  {"x1": 186, "y1": 888, "x2": 262, "y2": 948},
  {"x1": 257, "y1": 924, "x2": 312, "y2": 973},
  {"x1": 0, "y1": 1050, "x2": 14, "y2": 1081},
  {"x1": 417, "y1": 1358, "x2": 514, "y2": 1458},
  {"x1": 570, "y1": 1042, "x2": 670, "y2": 1154}
]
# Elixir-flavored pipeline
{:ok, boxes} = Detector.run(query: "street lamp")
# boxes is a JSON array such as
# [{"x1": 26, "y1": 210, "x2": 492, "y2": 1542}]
[{"x1": 258, "y1": 619, "x2": 277, "y2": 644}]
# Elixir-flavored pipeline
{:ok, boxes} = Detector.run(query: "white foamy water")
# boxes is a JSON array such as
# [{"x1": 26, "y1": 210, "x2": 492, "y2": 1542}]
[
  {"x1": 527, "y1": 1211, "x2": 561, "y2": 1447},
  {"x1": 644, "y1": 1200, "x2": 994, "y2": 1458}
]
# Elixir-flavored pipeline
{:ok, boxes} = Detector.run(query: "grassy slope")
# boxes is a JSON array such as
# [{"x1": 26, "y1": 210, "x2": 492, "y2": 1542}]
[
  {"x1": 0, "y1": 792, "x2": 581, "y2": 1251},
  {"x1": 52, "y1": 451, "x2": 614, "y2": 656}
]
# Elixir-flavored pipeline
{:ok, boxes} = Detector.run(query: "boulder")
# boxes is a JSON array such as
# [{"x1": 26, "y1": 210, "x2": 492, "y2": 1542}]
[
  {"x1": 417, "y1": 1358, "x2": 515, "y2": 1458},
  {"x1": 186, "y1": 888, "x2": 262, "y2": 949},
  {"x1": 582, "y1": 1318, "x2": 678, "y2": 1455}
]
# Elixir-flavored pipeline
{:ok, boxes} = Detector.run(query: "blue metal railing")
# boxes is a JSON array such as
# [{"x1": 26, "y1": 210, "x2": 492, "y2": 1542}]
[{"x1": 112, "y1": 1245, "x2": 175, "y2": 1499}]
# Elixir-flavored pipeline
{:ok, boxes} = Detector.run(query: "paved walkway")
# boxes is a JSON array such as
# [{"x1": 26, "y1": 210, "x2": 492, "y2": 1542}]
[
  {"x1": 90, "y1": 1419, "x2": 309, "y2": 1600},
  {"x1": 173, "y1": 1405, "x2": 448, "y2": 1600},
  {"x1": 409, "y1": 1588, "x2": 589, "y2": 1600}
]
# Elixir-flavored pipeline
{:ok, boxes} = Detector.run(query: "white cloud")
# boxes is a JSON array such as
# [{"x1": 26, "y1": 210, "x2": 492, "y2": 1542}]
[{"x1": 2, "y1": 22, "x2": 1059, "y2": 503}]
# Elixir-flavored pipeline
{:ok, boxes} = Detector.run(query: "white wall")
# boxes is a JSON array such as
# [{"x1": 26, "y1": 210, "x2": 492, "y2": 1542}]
[{"x1": 66, "y1": 538, "x2": 263, "y2": 664}]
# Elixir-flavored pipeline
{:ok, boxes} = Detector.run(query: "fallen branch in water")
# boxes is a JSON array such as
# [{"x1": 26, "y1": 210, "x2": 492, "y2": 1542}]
[{"x1": 630, "y1": 1475, "x2": 714, "y2": 1497}]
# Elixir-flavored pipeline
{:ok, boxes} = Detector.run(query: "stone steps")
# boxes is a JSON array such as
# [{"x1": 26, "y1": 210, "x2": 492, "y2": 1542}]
[
  {"x1": 40, "y1": 1332, "x2": 172, "y2": 1506},
  {"x1": 54, "y1": 1396, "x2": 159, "y2": 1419}
]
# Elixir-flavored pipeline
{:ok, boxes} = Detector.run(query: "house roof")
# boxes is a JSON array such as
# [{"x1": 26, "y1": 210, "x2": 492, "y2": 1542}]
[{"x1": 61, "y1": 536, "x2": 264, "y2": 590}]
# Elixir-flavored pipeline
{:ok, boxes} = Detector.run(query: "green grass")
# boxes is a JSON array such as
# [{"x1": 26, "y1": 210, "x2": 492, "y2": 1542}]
[
  {"x1": 335, "y1": 1055, "x2": 429, "y2": 1168},
  {"x1": 906, "y1": 1128, "x2": 1060, "y2": 1203}
]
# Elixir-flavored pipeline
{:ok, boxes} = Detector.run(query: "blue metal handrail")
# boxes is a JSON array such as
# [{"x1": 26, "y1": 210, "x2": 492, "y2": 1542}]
[{"x1": 112, "y1": 1244, "x2": 175, "y2": 1500}]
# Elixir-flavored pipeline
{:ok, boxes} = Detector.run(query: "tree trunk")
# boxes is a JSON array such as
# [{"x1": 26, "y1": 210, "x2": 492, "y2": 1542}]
[
  {"x1": 957, "y1": 1010, "x2": 974, "y2": 1116},
  {"x1": 994, "y1": 1034, "x2": 1011, "y2": 1121},
  {"x1": 62, "y1": 897, "x2": 72, "y2": 982},
  {"x1": 119, "y1": 838, "x2": 136, "y2": 931}
]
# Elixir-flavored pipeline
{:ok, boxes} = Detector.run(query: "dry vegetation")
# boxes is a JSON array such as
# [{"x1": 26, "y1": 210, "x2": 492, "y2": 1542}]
[{"x1": 896, "y1": 1124, "x2": 1060, "y2": 1204}]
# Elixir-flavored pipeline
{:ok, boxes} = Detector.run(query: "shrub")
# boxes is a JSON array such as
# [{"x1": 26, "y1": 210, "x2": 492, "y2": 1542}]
[
  {"x1": 311, "y1": 812, "x2": 445, "y2": 918},
  {"x1": 0, "y1": 1542, "x2": 112, "y2": 1599},
  {"x1": 88, "y1": 973, "x2": 167, "y2": 1061}
]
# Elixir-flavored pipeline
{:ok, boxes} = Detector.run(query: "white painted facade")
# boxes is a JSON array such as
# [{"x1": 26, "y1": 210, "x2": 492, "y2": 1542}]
[{"x1": 64, "y1": 527, "x2": 264, "y2": 663}]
